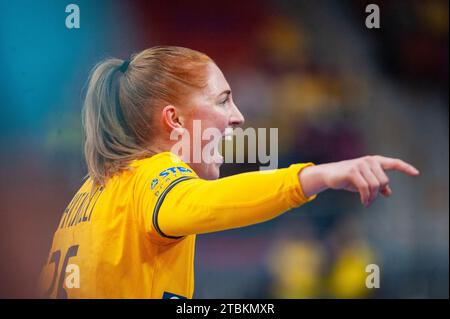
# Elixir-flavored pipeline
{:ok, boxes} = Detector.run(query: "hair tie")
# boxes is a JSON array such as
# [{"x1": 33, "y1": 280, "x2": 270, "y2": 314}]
[{"x1": 119, "y1": 60, "x2": 130, "y2": 73}]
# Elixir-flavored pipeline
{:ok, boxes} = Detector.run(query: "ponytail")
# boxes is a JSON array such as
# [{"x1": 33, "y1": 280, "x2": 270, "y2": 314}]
[
  {"x1": 82, "y1": 46, "x2": 213, "y2": 186},
  {"x1": 82, "y1": 58, "x2": 148, "y2": 186}
]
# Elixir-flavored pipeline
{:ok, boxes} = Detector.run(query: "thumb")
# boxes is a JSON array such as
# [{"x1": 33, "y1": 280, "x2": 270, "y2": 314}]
[{"x1": 380, "y1": 185, "x2": 392, "y2": 197}]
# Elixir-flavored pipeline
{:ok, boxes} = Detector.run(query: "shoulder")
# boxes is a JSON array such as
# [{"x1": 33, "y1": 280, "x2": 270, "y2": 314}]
[{"x1": 131, "y1": 152, "x2": 198, "y2": 197}]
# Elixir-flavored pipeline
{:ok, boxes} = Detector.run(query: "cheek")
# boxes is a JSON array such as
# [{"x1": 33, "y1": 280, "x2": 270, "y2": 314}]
[
  {"x1": 200, "y1": 111, "x2": 227, "y2": 149},
  {"x1": 185, "y1": 102, "x2": 224, "y2": 129},
  {"x1": 197, "y1": 107, "x2": 228, "y2": 130}
]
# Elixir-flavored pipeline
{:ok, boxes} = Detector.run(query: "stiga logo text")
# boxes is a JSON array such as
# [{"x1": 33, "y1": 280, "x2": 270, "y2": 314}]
[{"x1": 151, "y1": 166, "x2": 193, "y2": 191}]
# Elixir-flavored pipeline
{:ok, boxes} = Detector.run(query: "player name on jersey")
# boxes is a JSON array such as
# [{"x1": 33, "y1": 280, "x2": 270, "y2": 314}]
[{"x1": 58, "y1": 187, "x2": 103, "y2": 229}]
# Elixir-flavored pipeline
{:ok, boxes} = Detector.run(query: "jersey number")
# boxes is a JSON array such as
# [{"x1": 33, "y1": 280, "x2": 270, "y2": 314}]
[{"x1": 45, "y1": 245, "x2": 79, "y2": 298}]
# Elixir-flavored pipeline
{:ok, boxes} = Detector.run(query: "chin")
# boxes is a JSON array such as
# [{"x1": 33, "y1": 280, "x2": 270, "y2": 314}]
[
  {"x1": 203, "y1": 164, "x2": 222, "y2": 180},
  {"x1": 203, "y1": 163, "x2": 221, "y2": 180},
  {"x1": 189, "y1": 162, "x2": 221, "y2": 180}
]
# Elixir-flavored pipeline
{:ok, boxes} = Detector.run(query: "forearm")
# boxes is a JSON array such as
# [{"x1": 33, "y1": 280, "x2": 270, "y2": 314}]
[{"x1": 157, "y1": 163, "x2": 316, "y2": 237}]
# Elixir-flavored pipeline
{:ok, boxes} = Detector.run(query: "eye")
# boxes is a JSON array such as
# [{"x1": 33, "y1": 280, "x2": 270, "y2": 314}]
[{"x1": 219, "y1": 96, "x2": 230, "y2": 106}]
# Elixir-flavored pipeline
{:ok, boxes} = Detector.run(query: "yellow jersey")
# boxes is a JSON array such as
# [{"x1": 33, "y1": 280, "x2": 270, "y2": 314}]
[{"x1": 38, "y1": 152, "x2": 316, "y2": 298}]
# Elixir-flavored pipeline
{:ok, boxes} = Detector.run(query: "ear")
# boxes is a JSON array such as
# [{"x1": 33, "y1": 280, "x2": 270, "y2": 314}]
[{"x1": 161, "y1": 105, "x2": 184, "y2": 132}]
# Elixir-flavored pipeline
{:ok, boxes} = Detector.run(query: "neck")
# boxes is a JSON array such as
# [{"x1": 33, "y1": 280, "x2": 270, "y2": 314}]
[{"x1": 146, "y1": 136, "x2": 176, "y2": 156}]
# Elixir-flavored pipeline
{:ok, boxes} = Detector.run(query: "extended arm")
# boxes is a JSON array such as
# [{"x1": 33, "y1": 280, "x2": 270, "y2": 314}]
[
  {"x1": 156, "y1": 163, "x2": 316, "y2": 237},
  {"x1": 156, "y1": 155, "x2": 419, "y2": 238}
]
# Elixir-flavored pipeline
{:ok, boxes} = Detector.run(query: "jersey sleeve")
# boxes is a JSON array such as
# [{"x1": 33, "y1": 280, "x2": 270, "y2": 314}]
[
  {"x1": 135, "y1": 153, "x2": 317, "y2": 243},
  {"x1": 156, "y1": 162, "x2": 317, "y2": 239},
  {"x1": 133, "y1": 153, "x2": 199, "y2": 245}
]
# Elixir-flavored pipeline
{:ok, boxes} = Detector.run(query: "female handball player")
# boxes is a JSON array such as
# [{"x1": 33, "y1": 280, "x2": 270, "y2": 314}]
[{"x1": 39, "y1": 46, "x2": 419, "y2": 299}]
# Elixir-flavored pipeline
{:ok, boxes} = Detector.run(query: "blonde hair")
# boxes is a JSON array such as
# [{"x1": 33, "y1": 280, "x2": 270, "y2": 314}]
[{"x1": 82, "y1": 46, "x2": 213, "y2": 186}]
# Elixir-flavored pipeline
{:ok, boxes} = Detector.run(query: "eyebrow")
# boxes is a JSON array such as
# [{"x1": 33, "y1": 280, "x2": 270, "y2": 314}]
[{"x1": 218, "y1": 90, "x2": 231, "y2": 98}]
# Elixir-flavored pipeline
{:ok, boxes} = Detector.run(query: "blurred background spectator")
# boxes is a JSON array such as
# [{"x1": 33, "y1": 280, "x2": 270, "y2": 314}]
[{"x1": 0, "y1": 0, "x2": 448, "y2": 298}]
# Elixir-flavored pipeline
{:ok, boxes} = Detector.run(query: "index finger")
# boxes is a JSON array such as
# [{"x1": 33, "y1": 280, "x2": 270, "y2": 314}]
[{"x1": 375, "y1": 156, "x2": 420, "y2": 176}]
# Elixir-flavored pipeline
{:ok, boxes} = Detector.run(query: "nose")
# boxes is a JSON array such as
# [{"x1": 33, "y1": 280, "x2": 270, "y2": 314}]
[{"x1": 229, "y1": 102, "x2": 245, "y2": 127}]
